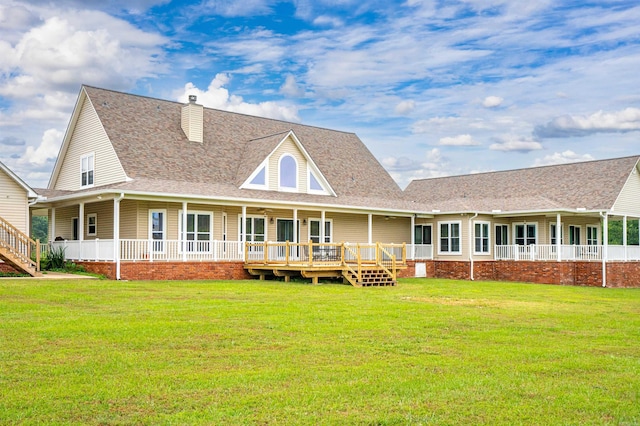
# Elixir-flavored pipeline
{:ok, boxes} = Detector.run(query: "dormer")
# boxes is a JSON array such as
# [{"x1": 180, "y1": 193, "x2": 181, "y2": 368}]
[{"x1": 181, "y1": 95, "x2": 203, "y2": 143}]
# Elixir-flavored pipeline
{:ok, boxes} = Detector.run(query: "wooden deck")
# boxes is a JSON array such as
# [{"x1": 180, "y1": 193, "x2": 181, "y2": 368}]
[{"x1": 244, "y1": 241, "x2": 406, "y2": 286}]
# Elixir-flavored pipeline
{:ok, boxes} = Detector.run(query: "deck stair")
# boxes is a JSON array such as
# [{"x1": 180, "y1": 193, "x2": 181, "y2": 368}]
[
  {"x1": 0, "y1": 216, "x2": 41, "y2": 277},
  {"x1": 343, "y1": 266, "x2": 396, "y2": 287}
]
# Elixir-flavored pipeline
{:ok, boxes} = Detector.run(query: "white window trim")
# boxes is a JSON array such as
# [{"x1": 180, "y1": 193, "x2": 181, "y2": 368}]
[
  {"x1": 307, "y1": 167, "x2": 329, "y2": 195},
  {"x1": 549, "y1": 222, "x2": 564, "y2": 245},
  {"x1": 242, "y1": 161, "x2": 269, "y2": 190},
  {"x1": 438, "y1": 220, "x2": 462, "y2": 255},
  {"x1": 512, "y1": 222, "x2": 538, "y2": 245},
  {"x1": 586, "y1": 225, "x2": 599, "y2": 245},
  {"x1": 149, "y1": 209, "x2": 167, "y2": 253},
  {"x1": 278, "y1": 154, "x2": 298, "y2": 192},
  {"x1": 86, "y1": 213, "x2": 97, "y2": 237},
  {"x1": 308, "y1": 218, "x2": 333, "y2": 243},
  {"x1": 80, "y1": 153, "x2": 95, "y2": 188},
  {"x1": 178, "y1": 210, "x2": 213, "y2": 253},
  {"x1": 473, "y1": 220, "x2": 491, "y2": 255},
  {"x1": 238, "y1": 214, "x2": 268, "y2": 242}
]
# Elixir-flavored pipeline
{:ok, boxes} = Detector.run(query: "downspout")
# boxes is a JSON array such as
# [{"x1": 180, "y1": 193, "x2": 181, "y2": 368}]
[
  {"x1": 600, "y1": 211, "x2": 607, "y2": 288},
  {"x1": 469, "y1": 212, "x2": 478, "y2": 280},
  {"x1": 114, "y1": 193, "x2": 124, "y2": 280}
]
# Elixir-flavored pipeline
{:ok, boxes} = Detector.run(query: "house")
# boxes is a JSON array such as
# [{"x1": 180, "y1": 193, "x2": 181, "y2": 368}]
[
  {"x1": 404, "y1": 156, "x2": 640, "y2": 286},
  {"x1": 33, "y1": 86, "x2": 418, "y2": 285},
  {"x1": 0, "y1": 161, "x2": 41, "y2": 276},
  {"x1": 6, "y1": 84, "x2": 640, "y2": 287}
]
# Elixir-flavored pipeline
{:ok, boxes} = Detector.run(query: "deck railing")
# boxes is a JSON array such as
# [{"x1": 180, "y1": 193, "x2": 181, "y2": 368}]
[
  {"x1": 0, "y1": 215, "x2": 40, "y2": 272},
  {"x1": 494, "y1": 244, "x2": 640, "y2": 261}
]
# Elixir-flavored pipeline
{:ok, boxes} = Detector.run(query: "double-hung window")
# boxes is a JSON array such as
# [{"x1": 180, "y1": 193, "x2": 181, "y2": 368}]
[
  {"x1": 495, "y1": 224, "x2": 508, "y2": 246},
  {"x1": 414, "y1": 224, "x2": 432, "y2": 245},
  {"x1": 439, "y1": 221, "x2": 461, "y2": 254},
  {"x1": 81, "y1": 153, "x2": 94, "y2": 187},
  {"x1": 550, "y1": 223, "x2": 564, "y2": 245},
  {"x1": 240, "y1": 216, "x2": 266, "y2": 242},
  {"x1": 474, "y1": 221, "x2": 490, "y2": 254},
  {"x1": 87, "y1": 213, "x2": 97, "y2": 237},
  {"x1": 569, "y1": 225, "x2": 581, "y2": 245}
]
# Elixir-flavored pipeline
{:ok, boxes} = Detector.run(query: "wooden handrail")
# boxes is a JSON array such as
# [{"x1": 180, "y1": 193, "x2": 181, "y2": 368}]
[{"x1": 0, "y1": 215, "x2": 40, "y2": 272}]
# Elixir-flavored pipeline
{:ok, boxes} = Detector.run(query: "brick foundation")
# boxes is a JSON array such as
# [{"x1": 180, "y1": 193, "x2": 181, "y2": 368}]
[
  {"x1": 406, "y1": 260, "x2": 640, "y2": 288},
  {"x1": 0, "y1": 262, "x2": 21, "y2": 274},
  {"x1": 69, "y1": 259, "x2": 640, "y2": 288},
  {"x1": 77, "y1": 261, "x2": 252, "y2": 281}
]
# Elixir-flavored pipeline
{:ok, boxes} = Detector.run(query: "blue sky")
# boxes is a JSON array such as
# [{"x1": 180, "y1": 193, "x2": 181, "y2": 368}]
[{"x1": 1, "y1": 0, "x2": 640, "y2": 188}]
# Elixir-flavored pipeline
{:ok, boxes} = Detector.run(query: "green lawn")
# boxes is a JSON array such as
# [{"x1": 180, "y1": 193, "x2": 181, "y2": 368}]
[{"x1": 1, "y1": 278, "x2": 639, "y2": 425}]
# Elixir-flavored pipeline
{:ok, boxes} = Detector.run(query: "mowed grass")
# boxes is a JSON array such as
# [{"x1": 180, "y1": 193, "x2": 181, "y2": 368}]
[{"x1": 1, "y1": 278, "x2": 639, "y2": 425}]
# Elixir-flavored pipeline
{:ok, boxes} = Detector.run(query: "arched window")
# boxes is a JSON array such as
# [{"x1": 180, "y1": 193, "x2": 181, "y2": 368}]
[{"x1": 279, "y1": 154, "x2": 297, "y2": 190}]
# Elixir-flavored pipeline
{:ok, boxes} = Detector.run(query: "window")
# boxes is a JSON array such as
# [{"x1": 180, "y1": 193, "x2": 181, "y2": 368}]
[
  {"x1": 550, "y1": 223, "x2": 564, "y2": 245},
  {"x1": 240, "y1": 216, "x2": 266, "y2": 242},
  {"x1": 309, "y1": 173, "x2": 322, "y2": 191},
  {"x1": 81, "y1": 153, "x2": 94, "y2": 187},
  {"x1": 414, "y1": 224, "x2": 432, "y2": 245},
  {"x1": 439, "y1": 221, "x2": 461, "y2": 254},
  {"x1": 495, "y1": 224, "x2": 508, "y2": 246},
  {"x1": 149, "y1": 210, "x2": 166, "y2": 252},
  {"x1": 514, "y1": 223, "x2": 536, "y2": 246},
  {"x1": 87, "y1": 213, "x2": 97, "y2": 237},
  {"x1": 474, "y1": 221, "x2": 490, "y2": 254},
  {"x1": 279, "y1": 154, "x2": 297, "y2": 190},
  {"x1": 587, "y1": 225, "x2": 598, "y2": 245},
  {"x1": 309, "y1": 219, "x2": 332, "y2": 243},
  {"x1": 250, "y1": 166, "x2": 266, "y2": 186},
  {"x1": 179, "y1": 211, "x2": 212, "y2": 252},
  {"x1": 569, "y1": 225, "x2": 581, "y2": 245}
]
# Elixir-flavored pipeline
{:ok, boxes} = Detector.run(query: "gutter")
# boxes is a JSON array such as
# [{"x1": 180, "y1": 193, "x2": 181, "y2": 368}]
[{"x1": 469, "y1": 212, "x2": 478, "y2": 280}]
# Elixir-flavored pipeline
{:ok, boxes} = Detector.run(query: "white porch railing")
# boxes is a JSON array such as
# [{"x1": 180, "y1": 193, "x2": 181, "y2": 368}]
[
  {"x1": 495, "y1": 244, "x2": 640, "y2": 261},
  {"x1": 51, "y1": 239, "x2": 115, "y2": 261},
  {"x1": 406, "y1": 244, "x2": 433, "y2": 260}
]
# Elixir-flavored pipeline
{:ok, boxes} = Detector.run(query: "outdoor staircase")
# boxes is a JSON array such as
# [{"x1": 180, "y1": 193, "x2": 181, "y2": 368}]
[
  {"x1": 342, "y1": 266, "x2": 396, "y2": 287},
  {"x1": 0, "y1": 216, "x2": 41, "y2": 277}
]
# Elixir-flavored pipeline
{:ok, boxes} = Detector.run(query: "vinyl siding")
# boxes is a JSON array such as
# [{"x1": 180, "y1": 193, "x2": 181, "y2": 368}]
[
  {"x1": 372, "y1": 216, "x2": 411, "y2": 244},
  {"x1": 267, "y1": 137, "x2": 308, "y2": 193},
  {"x1": 84, "y1": 201, "x2": 114, "y2": 240},
  {"x1": 0, "y1": 170, "x2": 28, "y2": 233},
  {"x1": 332, "y1": 213, "x2": 369, "y2": 243},
  {"x1": 52, "y1": 206, "x2": 78, "y2": 241},
  {"x1": 53, "y1": 96, "x2": 127, "y2": 190},
  {"x1": 120, "y1": 199, "x2": 138, "y2": 239},
  {"x1": 612, "y1": 166, "x2": 640, "y2": 215}
]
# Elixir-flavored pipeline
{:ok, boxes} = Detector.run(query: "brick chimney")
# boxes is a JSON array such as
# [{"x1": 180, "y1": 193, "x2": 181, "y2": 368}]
[{"x1": 181, "y1": 95, "x2": 203, "y2": 143}]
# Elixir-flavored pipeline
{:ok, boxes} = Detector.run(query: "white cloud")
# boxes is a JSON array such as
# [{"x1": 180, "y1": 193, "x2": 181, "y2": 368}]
[
  {"x1": 489, "y1": 135, "x2": 543, "y2": 152},
  {"x1": 313, "y1": 15, "x2": 344, "y2": 27},
  {"x1": 532, "y1": 150, "x2": 594, "y2": 167},
  {"x1": 280, "y1": 74, "x2": 304, "y2": 97},
  {"x1": 535, "y1": 107, "x2": 640, "y2": 138},
  {"x1": 438, "y1": 134, "x2": 479, "y2": 146},
  {"x1": 18, "y1": 128, "x2": 63, "y2": 167},
  {"x1": 412, "y1": 116, "x2": 462, "y2": 133},
  {"x1": 395, "y1": 100, "x2": 415, "y2": 115},
  {"x1": 482, "y1": 96, "x2": 503, "y2": 108},
  {"x1": 177, "y1": 74, "x2": 300, "y2": 122}
]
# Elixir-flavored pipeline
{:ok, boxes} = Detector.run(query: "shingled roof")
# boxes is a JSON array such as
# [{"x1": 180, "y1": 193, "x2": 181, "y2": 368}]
[
  {"x1": 81, "y1": 86, "x2": 404, "y2": 210},
  {"x1": 403, "y1": 156, "x2": 640, "y2": 213}
]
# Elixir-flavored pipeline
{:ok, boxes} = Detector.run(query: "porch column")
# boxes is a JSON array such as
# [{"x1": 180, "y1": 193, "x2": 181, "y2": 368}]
[
  {"x1": 320, "y1": 210, "x2": 326, "y2": 243},
  {"x1": 623, "y1": 215, "x2": 628, "y2": 261},
  {"x1": 78, "y1": 202, "x2": 84, "y2": 261},
  {"x1": 410, "y1": 214, "x2": 415, "y2": 260},
  {"x1": 556, "y1": 213, "x2": 561, "y2": 262},
  {"x1": 368, "y1": 214, "x2": 373, "y2": 244},
  {"x1": 293, "y1": 208, "x2": 298, "y2": 243},
  {"x1": 241, "y1": 205, "x2": 247, "y2": 246},
  {"x1": 602, "y1": 213, "x2": 608, "y2": 287},
  {"x1": 51, "y1": 208, "x2": 56, "y2": 242},
  {"x1": 114, "y1": 195, "x2": 123, "y2": 279},
  {"x1": 182, "y1": 202, "x2": 188, "y2": 262}
]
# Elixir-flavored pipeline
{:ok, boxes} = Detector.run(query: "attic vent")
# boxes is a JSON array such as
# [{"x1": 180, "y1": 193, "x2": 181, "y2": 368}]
[{"x1": 181, "y1": 96, "x2": 204, "y2": 143}]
